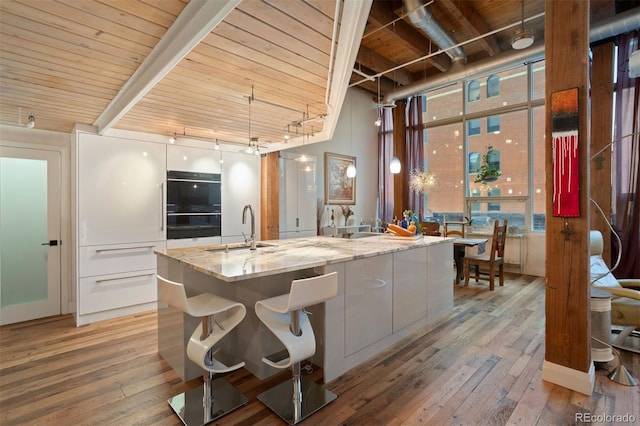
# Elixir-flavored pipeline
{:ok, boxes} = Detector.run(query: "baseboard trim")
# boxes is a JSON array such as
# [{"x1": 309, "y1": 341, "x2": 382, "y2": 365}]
[{"x1": 542, "y1": 360, "x2": 595, "y2": 395}]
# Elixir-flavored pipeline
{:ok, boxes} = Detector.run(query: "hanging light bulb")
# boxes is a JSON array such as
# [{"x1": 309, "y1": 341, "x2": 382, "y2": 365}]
[
  {"x1": 346, "y1": 162, "x2": 357, "y2": 178},
  {"x1": 390, "y1": 156, "x2": 401, "y2": 174},
  {"x1": 254, "y1": 145, "x2": 261, "y2": 156},
  {"x1": 26, "y1": 114, "x2": 35, "y2": 129},
  {"x1": 169, "y1": 133, "x2": 176, "y2": 144},
  {"x1": 214, "y1": 139, "x2": 220, "y2": 150}
]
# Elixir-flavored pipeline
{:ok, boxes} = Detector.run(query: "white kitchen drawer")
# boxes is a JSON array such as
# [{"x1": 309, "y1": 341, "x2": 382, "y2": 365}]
[
  {"x1": 79, "y1": 241, "x2": 166, "y2": 277},
  {"x1": 78, "y1": 269, "x2": 157, "y2": 315}
]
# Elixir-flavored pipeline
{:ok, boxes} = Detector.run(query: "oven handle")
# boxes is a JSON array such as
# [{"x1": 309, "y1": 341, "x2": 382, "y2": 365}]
[
  {"x1": 167, "y1": 178, "x2": 221, "y2": 184},
  {"x1": 167, "y1": 212, "x2": 222, "y2": 216}
]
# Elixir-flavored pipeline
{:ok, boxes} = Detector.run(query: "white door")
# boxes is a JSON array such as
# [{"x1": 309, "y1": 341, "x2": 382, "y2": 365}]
[{"x1": 0, "y1": 146, "x2": 61, "y2": 325}]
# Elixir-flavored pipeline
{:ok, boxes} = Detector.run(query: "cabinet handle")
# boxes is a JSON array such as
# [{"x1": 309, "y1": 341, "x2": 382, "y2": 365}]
[
  {"x1": 95, "y1": 272, "x2": 155, "y2": 283},
  {"x1": 95, "y1": 245, "x2": 155, "y2": 253},
  {"x1": 368, "y1": 279, "x2": 387, "y2": 289},
  {"x1": 160, "y1": 182, "x2": 164, "y2": 232},
  {"x1": 296, "y1": 217, "x2": 299, "y2": 227}
]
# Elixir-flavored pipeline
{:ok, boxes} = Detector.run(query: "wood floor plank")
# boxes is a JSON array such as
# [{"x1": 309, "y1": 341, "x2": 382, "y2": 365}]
[{"x1": 1, "y1": 275, "x2": 638, "y2": 425}]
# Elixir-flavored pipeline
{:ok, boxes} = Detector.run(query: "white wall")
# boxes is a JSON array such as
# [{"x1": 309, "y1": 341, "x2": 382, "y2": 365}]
[{"x1": 283, "y1": 88, "x2": 380, "y2": 229}]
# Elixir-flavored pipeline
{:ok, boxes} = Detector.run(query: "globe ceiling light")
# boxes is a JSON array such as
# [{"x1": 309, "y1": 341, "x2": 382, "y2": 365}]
[{"x1": 390, "y1": 156, "x2": 401, "y2": 174}]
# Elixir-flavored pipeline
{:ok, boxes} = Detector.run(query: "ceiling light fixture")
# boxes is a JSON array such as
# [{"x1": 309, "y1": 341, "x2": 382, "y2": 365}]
[
  {"x1": 284, "y1": 125, "x2": 290, "y2": 141},
  {"x1": 214, "y1": 139, "x2": 220, "y2": 150},
  {"x1": 511, "y1": 0, "x2": 534, "y2": 50},
  {"x1": 169, "y1": 133, "x2": 176, "y2": 144},
  {"x1": 26, "y1": 113, "x2": 35, "y2": 129}
]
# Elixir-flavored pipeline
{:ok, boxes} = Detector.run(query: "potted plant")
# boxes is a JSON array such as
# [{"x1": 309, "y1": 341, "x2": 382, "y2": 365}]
[{"x1": 474, "y1": 145, "x2": 501, "y2": 184}]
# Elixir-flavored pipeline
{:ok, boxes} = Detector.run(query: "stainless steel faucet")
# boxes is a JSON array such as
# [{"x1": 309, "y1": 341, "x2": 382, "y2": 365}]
[{"x1": 242, "y1": 204, "x2": 256, "y2": 250}]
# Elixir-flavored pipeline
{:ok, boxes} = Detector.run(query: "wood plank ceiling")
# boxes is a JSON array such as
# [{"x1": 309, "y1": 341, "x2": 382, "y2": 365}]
[{"x1": 0, "y1": 0, "x2": 624, "y2": 152}]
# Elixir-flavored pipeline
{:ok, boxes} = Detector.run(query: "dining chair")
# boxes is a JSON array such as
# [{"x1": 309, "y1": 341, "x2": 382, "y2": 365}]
[
  {"x1": 463, "y1": 219, "x2": 508, "y2": 290},
  {"x1": 421, "y1": 222, "x2": 441, "y2": 236},
  {"x1": 444, "y1": 222, "x2": 466, "y2": 238}
]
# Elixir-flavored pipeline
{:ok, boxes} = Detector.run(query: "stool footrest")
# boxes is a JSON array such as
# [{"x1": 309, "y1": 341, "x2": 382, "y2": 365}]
[
  {"x1": 263, "y1": 349, "x2": 290, "y2": 364},
  {"x1": 167, "y1": 378, "x2": 248, "y2": 426},
  {"x1": 257, "y1": 376, "x2": 336, "y2": 425}
]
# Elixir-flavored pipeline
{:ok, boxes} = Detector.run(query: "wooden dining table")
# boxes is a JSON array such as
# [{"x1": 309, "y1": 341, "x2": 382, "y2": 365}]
[{"x1": 452, "y1": 238, "x2": 488, "y2": 283}]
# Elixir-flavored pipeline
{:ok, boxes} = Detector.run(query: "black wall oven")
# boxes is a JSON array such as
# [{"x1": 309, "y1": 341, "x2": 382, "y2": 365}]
[{"x1": 166, "y1": 171, "x2": 221, "y2": 239}]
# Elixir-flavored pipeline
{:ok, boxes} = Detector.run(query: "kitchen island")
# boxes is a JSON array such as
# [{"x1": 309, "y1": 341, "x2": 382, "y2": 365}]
[{"x1": 156, "y1": 234, "x2": 453, "y2": 382}]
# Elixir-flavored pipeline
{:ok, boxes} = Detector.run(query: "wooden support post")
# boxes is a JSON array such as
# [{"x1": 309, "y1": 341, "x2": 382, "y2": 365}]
[
  {"x1": 590, "y1": 42, "x2": 614, "y2": 265},
  {"x1": 393, "y1": 100, "x2": 407, "y2": 219},
  {"x1": 542, "y1": 0, "x2": 593, "y2": 395},
  {"x1": 261, "y1": 152, "x2": 280, "y2": 240}
]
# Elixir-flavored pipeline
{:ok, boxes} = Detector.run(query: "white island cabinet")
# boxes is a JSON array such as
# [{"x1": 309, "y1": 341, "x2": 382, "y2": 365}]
[
  {"x1": 155, "y1": 235, "x2": 454, "y2": 382},
  {"x1": 75, "y1": 132, "x2": 166, "y2": 326}
]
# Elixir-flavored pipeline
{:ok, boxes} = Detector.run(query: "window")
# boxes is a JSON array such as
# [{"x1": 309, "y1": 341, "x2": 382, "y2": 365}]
[
  {"x1": 487, "y1": 75, "x2": 500, "y2": 98},
  {"x1": 467, "y1": 119, "x2": 481, "y2": 136},
  {"x1": 488, "y1": 188, "x2": 501, "y2": 211},
  {"x1": 487, "y1": 115, "x2": 501, "y2": 133},
  {"x1": 469, "y1": 152, "x2": 481, "y2": 174},
  {"x1": 467, "y1": 80, "x2": 480, "y2": 102},
  {"x1": 487, "y1": 149, "x2": 501, "y2": 171},
  {"x1": 419, "y1": 61, "x2": 545, "y2": 231}
]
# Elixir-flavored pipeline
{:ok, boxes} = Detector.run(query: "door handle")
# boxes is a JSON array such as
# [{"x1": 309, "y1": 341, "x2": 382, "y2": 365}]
[{"x1": 41, "y1": 240, "x2": 60, "y2": 246}]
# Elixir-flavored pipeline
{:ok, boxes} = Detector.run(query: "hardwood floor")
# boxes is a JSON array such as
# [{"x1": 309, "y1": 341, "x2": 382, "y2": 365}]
[{"x1": 1, "y1": 275, "x2": 638, "y2": 425}]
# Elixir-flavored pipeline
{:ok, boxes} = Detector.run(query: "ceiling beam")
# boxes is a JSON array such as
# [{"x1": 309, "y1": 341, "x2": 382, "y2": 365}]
[
  {"x1": 438, "y1": 0, "x2": 502, "y2": 57},
  {"x1": 367, "y1": 0, "x2": 452, "y2": 72},
  {"x1": 93, "y1": 0, "x2": 242, "y2": 135},
  {"x1": 356, "y1": 46, "x2": 413, "y2": 86}
]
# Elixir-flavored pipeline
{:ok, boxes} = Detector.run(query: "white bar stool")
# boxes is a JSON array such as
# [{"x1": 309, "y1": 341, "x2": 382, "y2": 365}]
[
  {"x1": 157, "y1": 276, "x2": 248, "y2": 426},
  {"x1": 255, "y1": 272, "x2": 339, "y2": 424}
]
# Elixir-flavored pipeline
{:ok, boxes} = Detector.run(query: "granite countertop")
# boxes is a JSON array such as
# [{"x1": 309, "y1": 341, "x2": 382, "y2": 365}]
[{"x1": 156, "y1": 234, "x2": 452, "y2": 282}]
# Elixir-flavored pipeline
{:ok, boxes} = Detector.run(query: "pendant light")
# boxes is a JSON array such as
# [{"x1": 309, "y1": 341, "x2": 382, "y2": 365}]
[
  {"x1": 346, "y1": 97, "x2": 356, "y2": 178},
  {"x1": 390, "y1": 156, "x2": 401, "y2": 174},
  {"x1": 246, "y1": 87, "x2": 255, "y2": 154},
  {"x1": 346, "y1": 162, "x2": 357, "y2": 178},
  {"x1": 511, "y1": 0, "x2": 534, "y2": 50},
  {"x1": 374, "y1": 77, "x2": 382, "y2": 127}
]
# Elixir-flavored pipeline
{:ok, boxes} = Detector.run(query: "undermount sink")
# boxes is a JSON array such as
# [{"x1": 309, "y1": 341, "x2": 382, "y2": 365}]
[
  {"x1": 342, "y1": 232, "x2": 381, "y2": 239},
  {"x1": 206, "y1": 242, "x2": 276, "y2": 253}
]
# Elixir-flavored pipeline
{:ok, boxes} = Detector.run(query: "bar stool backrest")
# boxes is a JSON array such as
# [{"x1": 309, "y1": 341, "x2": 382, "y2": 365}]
[
  {"x1": 287, "y1": 272, "x2": 338, "y2": 311},
  {"x1": 157, "y1": 275, "x2": 190, "y2": 314}
]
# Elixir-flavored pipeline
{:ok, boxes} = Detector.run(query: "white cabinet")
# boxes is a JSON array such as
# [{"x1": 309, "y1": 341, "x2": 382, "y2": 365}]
[
  {"x1": 426, "y1": 242, "x2": 454, "y2": 322},
  {"x1": 221, "y1": 150, "x2": 260, "y2": 240},
  {"x1": 78, "y1": 133, "x2": 166, "y2": 246},
  {"x1": 167, "y1": 144, "x2": 221, "y2": 173},
  {"x1": 279, "y1": 153, "x2": 317, "y2": 239},
  {"x1": 75, "y1": 132, "x2": 167, "y2": 325},
  {"x1": 393, "y1": 248, "x2": 428, "y2": 332},
  {"x1": 345, "y1": 254, "x2": 393, "y2": 356}
]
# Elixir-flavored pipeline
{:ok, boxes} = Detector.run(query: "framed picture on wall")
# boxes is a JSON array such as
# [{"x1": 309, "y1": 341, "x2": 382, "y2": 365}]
[{"x1": 324, "y1": 152, "x2": 356, "y2": 205}]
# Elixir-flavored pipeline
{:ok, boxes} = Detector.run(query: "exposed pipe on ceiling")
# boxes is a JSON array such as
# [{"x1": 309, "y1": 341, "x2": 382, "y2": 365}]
[
  {"x1": 383, "y1": 6, "x2": 640, "y2": 104},
  {"x1": 403, "y1": 0, "x2": 466, "y2": 64}
]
